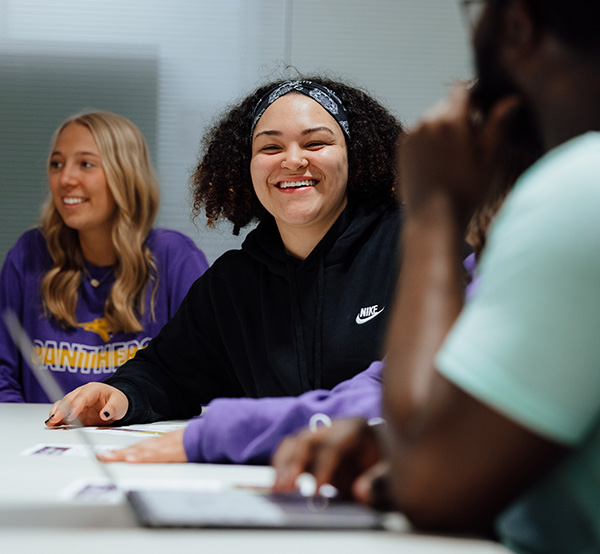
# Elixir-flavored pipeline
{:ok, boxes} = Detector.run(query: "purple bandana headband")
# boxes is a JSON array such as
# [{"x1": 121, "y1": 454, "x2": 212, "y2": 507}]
[{"x1": 250, "y1": 80, "x2": 351, "y2": 141}]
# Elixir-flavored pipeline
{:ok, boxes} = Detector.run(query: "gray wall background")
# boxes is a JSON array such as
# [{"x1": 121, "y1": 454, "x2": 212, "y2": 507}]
[{"x1": 0, "y1": 0, "x2": 473, "y2": 266}]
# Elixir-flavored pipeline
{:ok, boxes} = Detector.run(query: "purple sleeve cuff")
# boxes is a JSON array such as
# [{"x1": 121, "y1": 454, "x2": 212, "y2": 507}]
[{"x1": 183, "y1": 416, "x2": 206, "y2": 461}]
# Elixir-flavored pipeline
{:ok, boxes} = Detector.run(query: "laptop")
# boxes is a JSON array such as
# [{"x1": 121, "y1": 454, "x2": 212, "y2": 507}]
[{"x1": 3, "y1": 309, "x2": 387, "y2": 530}]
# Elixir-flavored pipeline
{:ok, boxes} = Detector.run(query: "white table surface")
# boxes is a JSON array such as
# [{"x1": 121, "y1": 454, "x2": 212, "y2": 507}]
[{"x1": 0, "y1": 403, "x2": 513, "y2": 554}]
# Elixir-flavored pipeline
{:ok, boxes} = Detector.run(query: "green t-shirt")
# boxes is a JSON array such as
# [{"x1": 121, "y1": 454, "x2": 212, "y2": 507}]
[{"x1": 437, "y1": 132, "x2": 600, "y2": 554}]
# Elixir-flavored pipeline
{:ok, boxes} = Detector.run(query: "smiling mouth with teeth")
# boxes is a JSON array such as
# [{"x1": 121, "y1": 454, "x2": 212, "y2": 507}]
[
  {"x1": 63, "y1": 197, "x2": 86, "y2": 205},
  {"x1": 276, "y1": 179, "x2": 318, "y2": 190}
]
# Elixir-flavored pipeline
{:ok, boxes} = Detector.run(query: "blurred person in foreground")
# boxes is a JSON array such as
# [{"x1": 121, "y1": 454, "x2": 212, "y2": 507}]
[{"x1": 272, "y1": 1, "x2": 600, "y2": 552}]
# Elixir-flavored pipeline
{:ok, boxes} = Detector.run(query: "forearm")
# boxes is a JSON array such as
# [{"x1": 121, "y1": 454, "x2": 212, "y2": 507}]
[
  {"x1": 185, "y1": 366, "x2": 383, "y2": 464},
  {"x1": 383, "y1": 195, "x2": 466, "y2": 424},
  {"x1": 379, "y1": 190, "x2": 555, "y2": 532},
  {"x1": 105, "y1": 345, "x2": 196, "y2": 423},
  {"x1": 105, "y1": 278, "x2": 233, "y2": 422},
  {"x1": 380, "y1": 196, "x2": 481, "y2": 525}
]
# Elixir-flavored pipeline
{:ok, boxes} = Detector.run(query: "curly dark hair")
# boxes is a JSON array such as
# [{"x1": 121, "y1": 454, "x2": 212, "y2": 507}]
[{"x1": 191, "y1": 76, "x2": 403, "y2": 235}]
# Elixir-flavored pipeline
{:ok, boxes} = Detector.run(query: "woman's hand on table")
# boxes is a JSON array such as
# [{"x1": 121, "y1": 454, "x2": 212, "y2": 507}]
[
  {"x1": 46, "y1": 383, "x2": 129, "y2": 427},
  {"x1": 98, "y1": 428, "x2": 188, "y2": 463}
]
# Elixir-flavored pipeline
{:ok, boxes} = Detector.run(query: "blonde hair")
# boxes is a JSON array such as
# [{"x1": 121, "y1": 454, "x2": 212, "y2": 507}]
[{"x1": 40, "y1": 111, "x2": 160, "y2": 333}]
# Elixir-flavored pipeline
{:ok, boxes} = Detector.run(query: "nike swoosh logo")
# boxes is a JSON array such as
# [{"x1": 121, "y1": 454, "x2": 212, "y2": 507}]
[{"x1": 355, "y1": 307, "x2": 385, "y2": 325}]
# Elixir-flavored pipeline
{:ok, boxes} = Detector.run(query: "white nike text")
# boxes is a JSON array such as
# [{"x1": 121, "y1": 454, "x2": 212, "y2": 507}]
[{"x1": 355, "y1": 305, "x2": 385, "y2": 325}]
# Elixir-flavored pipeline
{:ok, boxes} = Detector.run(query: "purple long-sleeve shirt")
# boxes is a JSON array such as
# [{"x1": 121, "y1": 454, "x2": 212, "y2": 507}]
[
  {"x1": 0, "y1": 228, "x2": 209, "y2": 402},
  {"x1": 183, "y1": 359, "x2": 384, "y2": 464}
]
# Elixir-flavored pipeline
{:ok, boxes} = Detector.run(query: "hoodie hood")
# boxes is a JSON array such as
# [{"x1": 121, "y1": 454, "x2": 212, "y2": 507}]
[{"x1": 241, "y1": 198, "x2": 396, "y2": 275}]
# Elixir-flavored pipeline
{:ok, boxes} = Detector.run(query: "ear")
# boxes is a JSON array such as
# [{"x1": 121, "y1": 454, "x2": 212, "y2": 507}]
[{"x1": 501, "y1": 0, "x2": 539, "y2": 60}]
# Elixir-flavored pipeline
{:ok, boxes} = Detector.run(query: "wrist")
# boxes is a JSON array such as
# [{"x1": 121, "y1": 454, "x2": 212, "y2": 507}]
[
  {"x1": 405, "y1": 190, "x2": 471, "y2": 231},
  {"x1": 403, "y1": 198, "x2": 466, "y2": 259}
]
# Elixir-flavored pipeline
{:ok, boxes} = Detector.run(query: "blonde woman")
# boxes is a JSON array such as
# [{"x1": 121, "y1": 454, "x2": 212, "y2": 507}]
[{"x1": 0, "y1": 111, "x2": 209, "y2": 402}]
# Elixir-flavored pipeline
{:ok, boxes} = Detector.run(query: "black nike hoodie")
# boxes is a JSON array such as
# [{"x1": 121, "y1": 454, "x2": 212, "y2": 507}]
[{"x1": 107, "y1": 198, "x2": 403, "y2": 423}]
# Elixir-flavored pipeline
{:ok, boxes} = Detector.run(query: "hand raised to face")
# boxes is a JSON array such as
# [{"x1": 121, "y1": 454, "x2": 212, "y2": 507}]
[{"x1": 399, "y1": 84, "x2": 521, "y2": 227}]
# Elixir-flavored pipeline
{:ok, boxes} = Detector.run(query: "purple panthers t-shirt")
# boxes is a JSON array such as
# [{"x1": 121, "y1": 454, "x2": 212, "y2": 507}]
[{"x1": 0, "y1": 228, "x2": 209, "y2": 402}]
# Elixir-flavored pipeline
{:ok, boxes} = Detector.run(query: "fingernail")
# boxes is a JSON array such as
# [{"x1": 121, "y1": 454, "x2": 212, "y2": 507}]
[
  {"x1": 103, "y1": 411, "x2": 110, "y2": 418},
  {"x1": 44, "y1": 414, "x2": 55, "y2": 424}
]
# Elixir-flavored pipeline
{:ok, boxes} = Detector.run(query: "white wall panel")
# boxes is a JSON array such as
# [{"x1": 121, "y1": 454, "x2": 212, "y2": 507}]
[{"x1": 0, "y1": 0, "x2": 472, "y2": 266}]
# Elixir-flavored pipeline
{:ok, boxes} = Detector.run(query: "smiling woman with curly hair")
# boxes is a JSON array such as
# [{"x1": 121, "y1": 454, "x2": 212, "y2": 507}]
[{"x1": 47, "y1": 76, "x2": 406, "y2": 434}]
